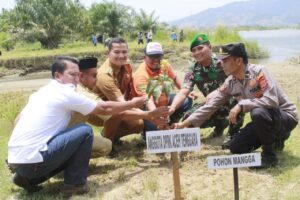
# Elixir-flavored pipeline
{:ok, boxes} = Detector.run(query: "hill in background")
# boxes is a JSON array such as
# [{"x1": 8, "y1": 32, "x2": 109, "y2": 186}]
[{"x1": 170, "y1": 0, "x2": 300, "y2": 27}]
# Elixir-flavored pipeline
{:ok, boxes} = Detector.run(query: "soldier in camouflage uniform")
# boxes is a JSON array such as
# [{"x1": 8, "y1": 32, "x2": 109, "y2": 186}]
[{"x1": 169, "y1": 33, "x2": 244, "y2": 141}]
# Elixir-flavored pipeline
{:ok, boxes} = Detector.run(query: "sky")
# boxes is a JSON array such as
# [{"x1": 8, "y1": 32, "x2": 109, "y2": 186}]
[{"x1": 0, "y1": 0, "x2": 249, "y2": 21}]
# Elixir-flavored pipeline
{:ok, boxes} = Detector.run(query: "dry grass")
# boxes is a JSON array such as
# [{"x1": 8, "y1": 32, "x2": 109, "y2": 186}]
[{"x1": 0, "y1": 57, "x2": 300, "y2": 200}]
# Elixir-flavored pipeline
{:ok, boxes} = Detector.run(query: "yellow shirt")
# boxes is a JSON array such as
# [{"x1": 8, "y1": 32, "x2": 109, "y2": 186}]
[{"x1": 68, "y1": 84, "x2": 111, "y2": 127}]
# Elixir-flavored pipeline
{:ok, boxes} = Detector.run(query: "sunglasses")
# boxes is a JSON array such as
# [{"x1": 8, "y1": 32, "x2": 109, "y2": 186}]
[{"x1": 147, "y1": 54, "x2": 163, "y2": 59}]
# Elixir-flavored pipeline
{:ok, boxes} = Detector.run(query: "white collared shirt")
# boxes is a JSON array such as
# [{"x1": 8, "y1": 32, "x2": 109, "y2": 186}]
[{"x1": 8, "y1": 80, "x2": 97, "y2": 164}]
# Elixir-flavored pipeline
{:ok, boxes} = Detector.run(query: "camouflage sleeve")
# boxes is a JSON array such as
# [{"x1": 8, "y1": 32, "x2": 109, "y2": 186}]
[
  {"x1": 182, "y1": 65, "x2": 195, "y2": 92},
  {"x1": 238, "y1": 67, "x2": 280, "y2": 112},
  {"x1": 186, "y1": 86, "x2": 231, "y2": 127}
]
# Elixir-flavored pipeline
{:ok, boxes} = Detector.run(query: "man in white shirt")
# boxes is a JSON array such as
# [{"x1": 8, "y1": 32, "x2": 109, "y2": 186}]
[{"x1": 7, "y1": 56, "x2": 146, "y2": 196}]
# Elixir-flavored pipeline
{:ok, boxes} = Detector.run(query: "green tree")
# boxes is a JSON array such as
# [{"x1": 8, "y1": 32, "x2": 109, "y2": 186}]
[
  {"x1": 89, "y1": 1, "x2": 134, "y2": 37},
  {"x1": 0, "y1": 32, "x2": 15, "y2": 51},
  {"x1": 135, "y1": 9, "x2": 159, "y2": 33},
  {"x1": 11, "y1": 0, "x2": 90, "y2": 49},
  {"x1": 0, "y1": 9, "x2": 16, "y2": 50}
]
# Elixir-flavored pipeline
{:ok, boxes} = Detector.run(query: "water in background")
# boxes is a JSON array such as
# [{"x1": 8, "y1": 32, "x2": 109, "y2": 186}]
[{"x1": 239, "y1": 29, "x2": 300, "y2": 63}]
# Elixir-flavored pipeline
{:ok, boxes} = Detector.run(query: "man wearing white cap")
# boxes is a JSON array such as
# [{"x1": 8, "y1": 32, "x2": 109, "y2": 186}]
[{"x1": 132, "y1": 42, "x2": 192, "y2": 140}]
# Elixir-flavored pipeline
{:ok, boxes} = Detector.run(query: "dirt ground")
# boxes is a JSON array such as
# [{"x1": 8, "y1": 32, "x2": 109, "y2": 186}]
[
  {"x1": 4, "y1": 57, "x2": 300, "y2": 200},
  {"x1": 85, "y1": 57, "x2": 300, "y2": 200}
]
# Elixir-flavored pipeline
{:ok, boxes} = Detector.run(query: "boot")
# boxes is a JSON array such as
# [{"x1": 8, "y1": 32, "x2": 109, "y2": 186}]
[
  {"x1": 136, "y1": 133, "x2": 146, "y2": 148},
  {"x1": 222, "y1": 125, "x2": 239, "y2": 149},
  {"x1": 12, "y1": 173, "x2": 42, "y2": 192},
  {"x1": 221, "y1": 134, "x2": 235, "y2": 150},
  {"x1": 274, "y1": 131, "x2": 290, "y2": 151},
  {"x1": 60, "y1": 183, "x2": 89, "y2": 198},
  {"x1": 254, "y1": 144, "x2": 279, "y2": 169},
  {"x1": 108, "y1": 145, "x2": 119, "y2": 158},
  {"x1": 210, "y1": 119, "x2": 229, "y2": 138}
]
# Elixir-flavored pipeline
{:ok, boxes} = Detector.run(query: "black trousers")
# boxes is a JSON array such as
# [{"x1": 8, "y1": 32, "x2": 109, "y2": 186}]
[{"x1": 229, "y1": 107, "x2": 298, "y2": 154}]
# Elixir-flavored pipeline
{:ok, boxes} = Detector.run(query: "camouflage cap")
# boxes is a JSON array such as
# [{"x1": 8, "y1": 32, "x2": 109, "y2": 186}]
[
  {"x1": 215, "y1": 43, "x2": 248, "y2": 63},
  {"x1": 190, "y1": 33, "x2": 209, "y2": 51}
]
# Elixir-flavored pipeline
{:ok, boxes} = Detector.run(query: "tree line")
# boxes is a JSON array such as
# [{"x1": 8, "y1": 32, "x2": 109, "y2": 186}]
[{"x1": 0, "y1": 0, "x2": 163, "y2": 50}]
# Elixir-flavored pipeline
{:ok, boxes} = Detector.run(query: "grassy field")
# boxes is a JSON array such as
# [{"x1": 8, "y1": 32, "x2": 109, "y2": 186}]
[
  {"x1": 0, "y1": 26, "x2": 268, "y2": 62},
  {"x1": 0, "y1": 56, "x2": 299, "y2": 199}
]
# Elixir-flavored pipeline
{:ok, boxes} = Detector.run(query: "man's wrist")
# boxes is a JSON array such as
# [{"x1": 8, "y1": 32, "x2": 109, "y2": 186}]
[
  {"x1": 144, "y1": 111, "x2": 152, "y2": 120},
  {"x1": 176, "y1": 120, "x2": 191, "y2": 129},
  {"x1": 238, "y1": 103, "x2": 243, "y2": 113},
  {"x1": 129, "y1": 99, "x2": 136, "y2": 108},
  {"x1": 182, "y1": 120, "x2": 191, "y2": 128}
]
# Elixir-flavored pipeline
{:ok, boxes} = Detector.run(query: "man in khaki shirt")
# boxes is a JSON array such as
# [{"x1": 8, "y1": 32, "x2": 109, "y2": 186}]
[
  {"x1": 93, "y1": 37, "x2": 169, "y2": 152},
  {"x1": 68, "y1": 57, "x2": 112, "y2": 158},
  {"x1": 174, "y1": 43, "x2": 298, "y2": 168}
]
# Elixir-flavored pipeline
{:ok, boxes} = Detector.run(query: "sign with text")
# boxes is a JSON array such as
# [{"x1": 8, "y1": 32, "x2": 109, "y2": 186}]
[
  {"x1": 207, "y1": 153, "x2": 261, "y2": 169},
  {"x1": 146, "y1": 128, "x2": 200, "y2": 154}
]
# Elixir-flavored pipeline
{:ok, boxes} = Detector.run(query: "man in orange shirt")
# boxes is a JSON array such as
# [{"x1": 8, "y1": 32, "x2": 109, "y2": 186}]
[{"x1": 132, "y1": 42, "x2": 192, "y2": 140}]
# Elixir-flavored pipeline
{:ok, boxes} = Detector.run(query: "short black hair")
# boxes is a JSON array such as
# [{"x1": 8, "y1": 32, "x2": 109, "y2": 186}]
[
  {"x1": 51, "y1": 56, "x2": 79, "y2": 78},
  {"x1": 107, "y1": 37, "x2": 127, "y2": 51}
]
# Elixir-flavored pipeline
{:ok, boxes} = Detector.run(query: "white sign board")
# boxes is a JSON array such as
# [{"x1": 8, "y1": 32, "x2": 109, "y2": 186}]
[
  {"x1": 146, "y1": 128, "x2": 200, "y2": 154},
  {"x1": 207, "y1": 153, "x2": 261, "y2": 169}
]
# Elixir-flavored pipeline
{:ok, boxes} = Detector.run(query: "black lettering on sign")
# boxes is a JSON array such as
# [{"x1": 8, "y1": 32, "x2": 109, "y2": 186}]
[
  {"x1": 147, "y1": 136, "x2": 163, "y2": 150},
  {"x1": 214, "y1": 157, "x2": 232, "y2": 166},
  {"x1": 233, "y1": 155, "x2": 256, "y2": 164},
  {"x1": 172, "y1": 134, "x2": 181, "y2": 148},
  {"x1": 163, "y1": 135, "x2": 172, "y2": 149},
  {"x1": 181, "y1": 133, "x2": 198, "y2": 147}
]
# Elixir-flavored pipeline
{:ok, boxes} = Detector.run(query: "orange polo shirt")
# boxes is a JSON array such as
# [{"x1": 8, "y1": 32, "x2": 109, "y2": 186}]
[{"x1": 132, "y1": 60, "x2": 176, "y2": 97}]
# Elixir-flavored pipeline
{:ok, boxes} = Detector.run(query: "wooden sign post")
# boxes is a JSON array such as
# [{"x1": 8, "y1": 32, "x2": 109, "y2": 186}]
[
  {"x1": 146, "y1": 128, "x2": 201, "y2": 200},
  {"x1": 207, "y1": 153, "x2": 261, "y2": 200}
]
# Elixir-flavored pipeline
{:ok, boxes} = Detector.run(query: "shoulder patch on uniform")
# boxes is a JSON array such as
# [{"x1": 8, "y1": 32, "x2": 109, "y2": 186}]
[{"x1": 257, "y1": 72, "x2": 268, "y2": 91}]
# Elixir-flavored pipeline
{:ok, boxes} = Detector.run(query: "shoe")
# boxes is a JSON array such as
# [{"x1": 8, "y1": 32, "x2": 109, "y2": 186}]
[
  {"x1": 274, "y1": 132, "x2": 289, "y2": 151},
  {"x1": 275, "y1": 139, "x2": 285, "y2": 151},
  {"x1": 108, "y1": 146, "x2": 119, "y2": 158},
  {"x1": 209, "y1": 130, "x2": 223, "y2": 138},
  {"x1": 136, "y1": 135, "x2": 146, "y2": 148},
  {"x1": 12, "y1": 173, "x2": 42, "y2": 192},
  {"x1": 251, "y1": 144, "x2": 279, "y2": 169},
  {"x1": 221, "y1": 135, "x2": 234, "y2": 150},
  {"x1": 114, "y1": 138, "x2": 124, "y2": 146},
  {"x1": 60, "y1": 183, "x2": 89, "y2": 197},
  {"x1": 251, "y1": 155, "x2": 279, "y2": 169},
  {"x1": 210, "y1": 119, "x2": 229, "y2": 138}
]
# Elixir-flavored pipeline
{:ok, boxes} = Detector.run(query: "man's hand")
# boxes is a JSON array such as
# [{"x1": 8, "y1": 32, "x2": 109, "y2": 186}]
[
  {"x1": 228, "y1": 104, "x2": 242, "y2": 124},
  {"x1": 172, "y1": 122, "x2": 184, "y2": 129},
  {"x1": 131, "y1": 96, "x2": 147, "y2": 108},
  {"x1": 147, "y1": 106, "x2": 169, "y2": 127},
  {"x1": 152, "y1": 117, "x2": 169, "y2": 128},
  {"x1": 188, "y1": 91, "x2": 200, "y2": 100},
  {"x1": 148, "y1": 106, "x2": 169, "y2": 118}
]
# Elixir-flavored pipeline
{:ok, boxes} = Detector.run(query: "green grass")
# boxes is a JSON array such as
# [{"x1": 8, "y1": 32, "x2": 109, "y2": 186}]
[
  {"x1": 0, "y1": 26, "x2": 268, "y2": 63},
  {"x1": 0, "y1": 92, "x2": 29, "y2": 199}
]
